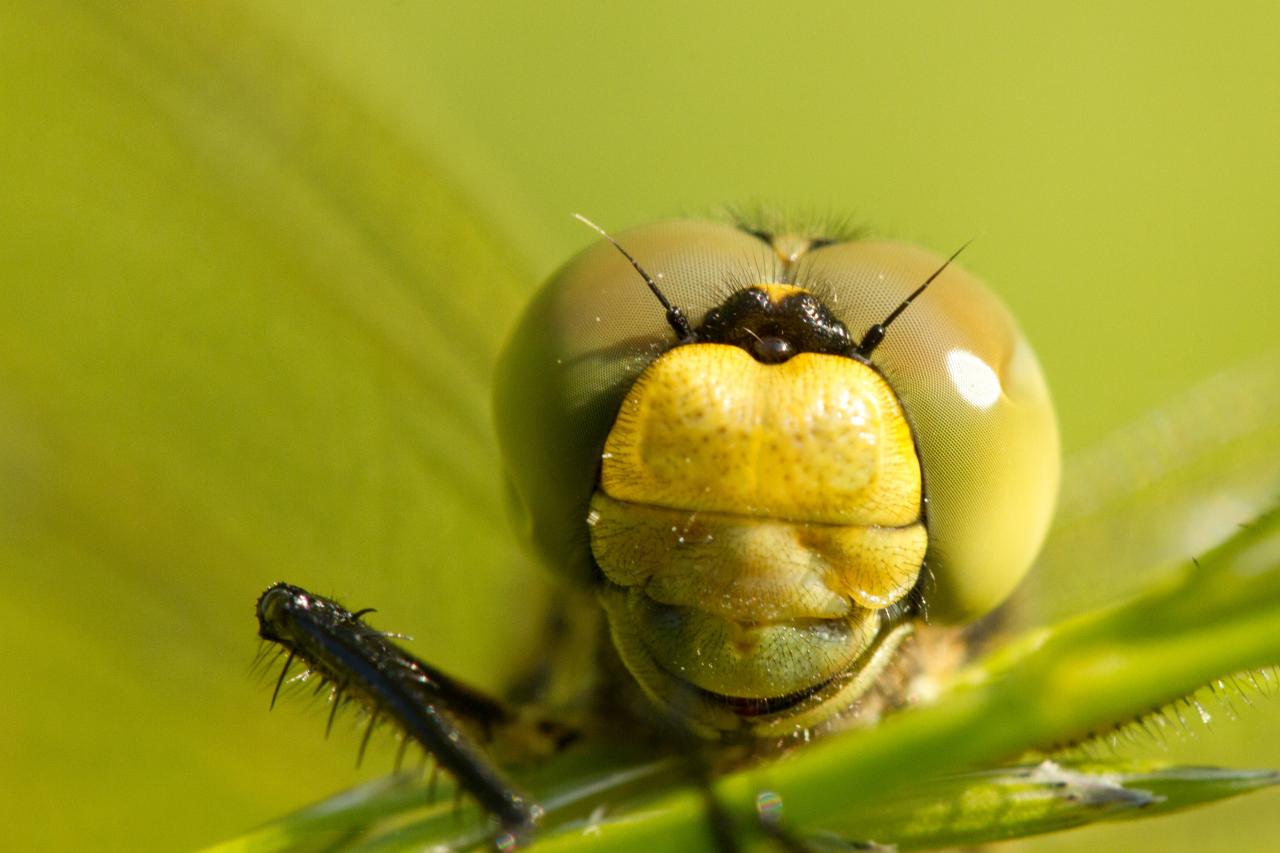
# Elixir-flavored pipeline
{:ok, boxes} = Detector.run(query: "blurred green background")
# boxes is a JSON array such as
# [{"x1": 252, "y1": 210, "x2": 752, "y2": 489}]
[{"x1": 1, "y1": 2, "x2": 1277, "y2": 850}]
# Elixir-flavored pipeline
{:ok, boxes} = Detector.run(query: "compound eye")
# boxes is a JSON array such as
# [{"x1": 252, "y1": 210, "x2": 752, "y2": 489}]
[
  {"x1": 752, "y1": 335, "x2": 794, "y2": 363},
  {"x1": 802, "y1": 240, "x2": 1061, "y2": 622},
  {"x1": 493, "y1": 221, "x2": 774, "y2": 586}
]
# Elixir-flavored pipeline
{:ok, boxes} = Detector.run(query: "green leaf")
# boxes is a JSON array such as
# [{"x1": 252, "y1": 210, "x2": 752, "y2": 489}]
[
  {"x1": 222, "y1": 758, "x2": 1278, "y2": 853},
  {"x1": 529, "y1": 762, "x2": 1279, "y2": 852},
  {"x1": 0, "y1": 2, "x2": 544, "y2": 848},
  {"x1": 805, "y1": 762, "x2": 1280, "y2": 851},
  {"x1": 1015, "y1": 353, "x2": 1280, "y2": 627}
]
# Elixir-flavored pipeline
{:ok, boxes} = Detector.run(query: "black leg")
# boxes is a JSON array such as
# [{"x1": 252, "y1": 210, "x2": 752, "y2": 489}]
[{"x1": 255, "y1": 582, "x2": 545, "y2": 838}]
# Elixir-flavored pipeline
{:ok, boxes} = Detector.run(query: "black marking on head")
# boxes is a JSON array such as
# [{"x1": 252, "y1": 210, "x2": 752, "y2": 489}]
[{"x1": 697, "y1": 287, "x2": 854, "y2": 364}]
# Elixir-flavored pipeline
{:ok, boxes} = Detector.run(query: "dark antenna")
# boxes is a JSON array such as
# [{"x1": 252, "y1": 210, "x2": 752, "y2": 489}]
[
  {"x1": 856, "y1": 239, "x2": 973, "y2": 358},
  {"x1": 573, "y1": 213, "x2": 694, "y2": 341}
]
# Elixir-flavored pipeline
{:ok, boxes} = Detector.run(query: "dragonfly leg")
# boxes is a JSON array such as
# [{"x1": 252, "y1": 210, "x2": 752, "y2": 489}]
[{"x1": 255, "y1": 581, "x2": 569, "y2": 838}]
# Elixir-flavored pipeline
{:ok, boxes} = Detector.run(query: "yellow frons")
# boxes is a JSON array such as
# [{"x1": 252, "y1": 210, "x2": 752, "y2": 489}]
[{"x1": 600, "y1": 344, "x2": 922, "y2": 527}]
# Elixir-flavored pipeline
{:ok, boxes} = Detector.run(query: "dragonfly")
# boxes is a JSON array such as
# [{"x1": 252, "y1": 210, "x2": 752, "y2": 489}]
[{"x1": 232, "y1": 213, "x2": 1280, "y2": 853}]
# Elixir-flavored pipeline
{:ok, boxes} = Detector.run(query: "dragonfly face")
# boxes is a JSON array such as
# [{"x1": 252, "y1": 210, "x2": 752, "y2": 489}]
[
  {"x1": 493, "y1": 219, "x2": 1061, "y2": 738},
  {"x1": 250, "y1": 218, "x2": 1279, "y2": 846}
]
